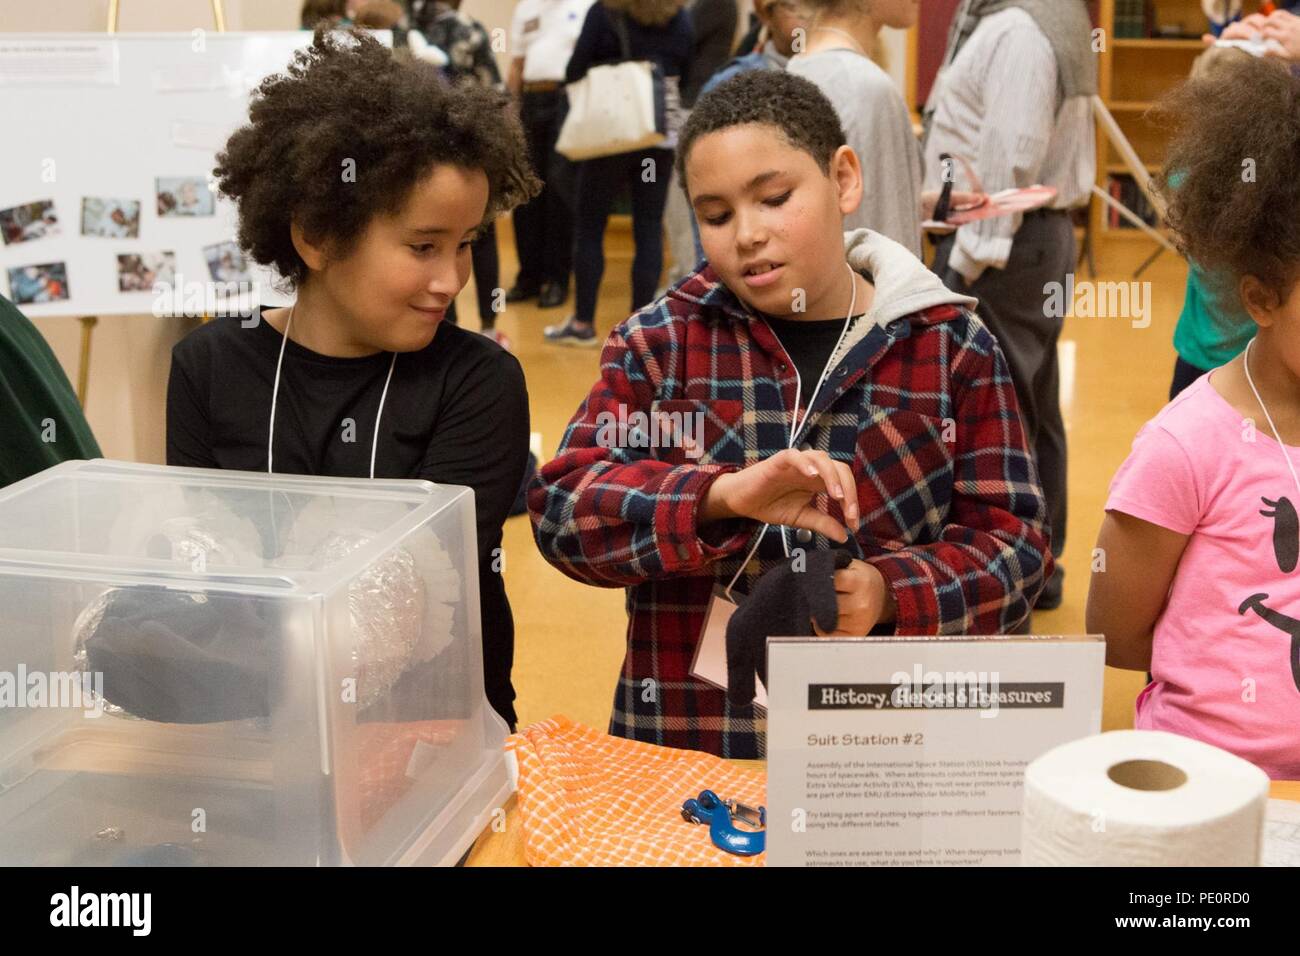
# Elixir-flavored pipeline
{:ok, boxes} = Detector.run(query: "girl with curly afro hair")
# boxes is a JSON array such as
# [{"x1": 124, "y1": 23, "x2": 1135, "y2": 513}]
[
  {"x1": 1087, "y1": 54, "x2": 1300, "y2": 780},
  {"x1": 166, "y1": 28, "x2": 540, "y2": 730}
]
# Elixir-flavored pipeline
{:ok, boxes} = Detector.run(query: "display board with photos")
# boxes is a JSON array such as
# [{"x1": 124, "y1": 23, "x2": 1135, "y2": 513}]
[{"x1": 0, "y1": 32, "x2": 386, "y2": 318}]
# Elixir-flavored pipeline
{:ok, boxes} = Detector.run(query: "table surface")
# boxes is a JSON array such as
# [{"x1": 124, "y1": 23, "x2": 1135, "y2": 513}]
[{"x1": 465, "y1": 763, "x2": 1300, "y2": 867}]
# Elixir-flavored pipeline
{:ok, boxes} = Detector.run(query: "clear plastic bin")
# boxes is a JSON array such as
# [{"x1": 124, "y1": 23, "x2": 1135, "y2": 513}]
[{"x1": 0, "y1": 460, "x2": 510, "y2": 865}]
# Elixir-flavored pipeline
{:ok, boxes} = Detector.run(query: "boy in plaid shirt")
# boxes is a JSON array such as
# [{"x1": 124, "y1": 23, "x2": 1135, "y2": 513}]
[{"x1": 528, "y1": 70, "x2": 1051, "y2": 757}]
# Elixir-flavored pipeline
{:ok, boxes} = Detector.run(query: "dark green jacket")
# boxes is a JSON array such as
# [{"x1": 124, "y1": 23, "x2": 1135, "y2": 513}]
[{"x1": 0, "y1": 294, "x2": 102, "y2": 487}]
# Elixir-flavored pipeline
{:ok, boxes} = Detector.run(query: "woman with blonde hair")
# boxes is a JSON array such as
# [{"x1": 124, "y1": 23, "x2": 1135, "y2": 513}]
[
  {"x1": 787, "y1": 0, "x2": 923, "y2": 255},
  {"x1": 543, "y1": 0, "x2": 692, "y2": 346}
]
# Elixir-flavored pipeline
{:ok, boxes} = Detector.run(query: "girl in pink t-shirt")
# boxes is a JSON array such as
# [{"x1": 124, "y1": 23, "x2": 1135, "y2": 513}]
[{"x1": 1086, "y1": 56, "x2": 1300, "y2": 779}]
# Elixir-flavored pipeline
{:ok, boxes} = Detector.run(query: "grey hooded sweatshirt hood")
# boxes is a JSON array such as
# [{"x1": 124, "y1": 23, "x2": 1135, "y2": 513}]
[{"x1": 824, "y1": 227, "x2": 978, "y2": 369}]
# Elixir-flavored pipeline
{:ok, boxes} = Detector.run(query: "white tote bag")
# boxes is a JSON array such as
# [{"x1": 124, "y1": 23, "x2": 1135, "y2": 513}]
[{"x1": 555, "y1": 12, "x2": 667, "y2": 161}]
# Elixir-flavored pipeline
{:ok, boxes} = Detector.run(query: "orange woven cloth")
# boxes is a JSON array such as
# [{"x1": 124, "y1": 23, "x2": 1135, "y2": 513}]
[{"x1": 505, "y1": 715, "x2": 767, "y2": 866}]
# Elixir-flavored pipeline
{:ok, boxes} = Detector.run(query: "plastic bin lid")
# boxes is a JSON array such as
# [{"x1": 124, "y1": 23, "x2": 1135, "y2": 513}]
[{"x1": 0, "y1": 459, "x2": 469, "y2": 596}]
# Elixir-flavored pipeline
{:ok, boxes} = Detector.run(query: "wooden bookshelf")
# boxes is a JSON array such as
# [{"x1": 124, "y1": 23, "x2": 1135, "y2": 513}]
[
  {"x1": 1112, "y1": 37, "x2": 1206, "y2": 49},
  {"x1": 1094, "y1": 0, "x2": 1264, "y2": 248}
]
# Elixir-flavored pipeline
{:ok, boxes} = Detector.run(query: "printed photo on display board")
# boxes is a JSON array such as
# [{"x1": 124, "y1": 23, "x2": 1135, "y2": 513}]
[
  {"x1": 8, "y1": 262, "x2": 70, "y2": 304},
  {"x1": 0, "y1": 200, "x2": 59, "y2": 245},
  {"x1": 156, "y1": 177, "x2": 214, "y2": 217},
  {"x1": 203, "y1": 240, "x2": 251, "y2": 283},
  {"x1": 116, "y1": 252, "x2": 175, "y2": 292},
  {"x1": 82, "y1": 198, "x2": 141, "y2": 238}
]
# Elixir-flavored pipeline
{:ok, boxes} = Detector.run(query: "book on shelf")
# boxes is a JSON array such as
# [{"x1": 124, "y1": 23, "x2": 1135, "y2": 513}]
[
  {"x1": 1113, "y1": 0, "x2": 1150, "y2": 39},
  {"x1": 1105, "y1": 173, "x2": 1159, "y2": 230}
]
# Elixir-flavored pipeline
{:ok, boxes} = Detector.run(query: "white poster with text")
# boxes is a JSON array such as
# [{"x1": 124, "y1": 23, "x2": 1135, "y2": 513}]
[{"x1": 765, "y1": 635, "x2": 1104, "y2": 867}]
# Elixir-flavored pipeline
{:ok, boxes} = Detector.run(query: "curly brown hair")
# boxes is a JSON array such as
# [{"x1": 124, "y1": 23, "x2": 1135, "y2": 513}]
[
  {"x1": 215, "y1": 28, "x2": 539, "y2": 288},
  {"x1": 1154, "y1": 53, "x2": 1300, "y2": 310}
]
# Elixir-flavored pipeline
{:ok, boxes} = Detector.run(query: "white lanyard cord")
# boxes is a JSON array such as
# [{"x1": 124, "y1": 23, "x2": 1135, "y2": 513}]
[
  {"x1": 267, "y1": 303, "x2": 294, "y2": 476},
  {"x1": 725, "y1": 523, "x2": 770, "y2": 600},
  {"x1": 370, "y1": 353, "x2": 398, "y2": 479},
  {"x1": 268, "y1": 302, "x2": 396, "y2": 480},
  {"x1": 724, "y1": 262, "x2": 860, "y2": 593},
  {"x1": 1243, "y1": 337, "x2": 1300, "y2": 500}
]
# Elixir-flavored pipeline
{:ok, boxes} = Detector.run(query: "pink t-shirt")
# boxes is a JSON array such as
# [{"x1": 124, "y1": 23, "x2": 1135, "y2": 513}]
[{"x1": 1107, "y1": 371, "x2": 1300, "y2": 779}]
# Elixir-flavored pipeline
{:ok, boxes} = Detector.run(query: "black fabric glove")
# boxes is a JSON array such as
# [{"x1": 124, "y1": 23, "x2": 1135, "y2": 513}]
[
  {"x1": 724, "y1": 548, "x2": 853, "y2": 707},
  {"x1": 85, "y1": 588, "x2": 273, "y2": 723}
]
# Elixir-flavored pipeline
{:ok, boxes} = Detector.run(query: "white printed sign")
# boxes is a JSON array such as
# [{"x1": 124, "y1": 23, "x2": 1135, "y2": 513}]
[{"x1": 765, "y1": 634, "x2": 1104, "y2": 867}]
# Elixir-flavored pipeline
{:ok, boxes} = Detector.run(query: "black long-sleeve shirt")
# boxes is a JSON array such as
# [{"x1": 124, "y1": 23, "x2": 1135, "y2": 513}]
[{"x1": 166, "y1": 311, "x2": 529, "y2": 727}]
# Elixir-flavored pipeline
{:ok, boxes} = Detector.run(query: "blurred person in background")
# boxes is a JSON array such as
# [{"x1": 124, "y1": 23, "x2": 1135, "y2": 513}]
[
  {"x1": 683, "y1": 0, "x2": 809, "y2": 263},
  {"x1": 788, "y1": 0, "x2": 922, "y2": 255},
  {"x1": 924, "y1": 0, "x2": 1097, "y2": 613},
  {"x1": 663, "y1": 0, "x2": 739, "y2": 285},
  {"x1": 412, "y1": 0, "x2": 516, "y2": 348},
  {"x1": 1215, "y1": 6, "x2": 1300, "y2": 59},
  {"x1": 506, "y1": 0, "x2": 595, "y2": 310},
  {"x1": 543, "y1": 0, "x2": 692, "y2": 346},
  {"x1": 302, "y1": 0, "x2": 352, "y2": 29}
]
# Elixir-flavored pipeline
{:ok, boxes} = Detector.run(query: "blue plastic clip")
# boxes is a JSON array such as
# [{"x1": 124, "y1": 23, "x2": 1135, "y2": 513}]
[{"x1": 680, "y1": 790, "x2": 766, "y2": 856}]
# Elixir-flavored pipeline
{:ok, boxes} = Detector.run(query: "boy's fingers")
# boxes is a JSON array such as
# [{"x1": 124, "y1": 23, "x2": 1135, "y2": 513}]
[
  {"x1": 803, "y1": 450, "x2": 845, "y2": 499},
  {"x1": 811, "y1": 456, "x2": 858, "y2": 527},
  {"x1": 792, "y1": 504, "x2": 849, "y2": 543},
  {"x1": 777, "y1": 450, "x2": 858, "y2": 537},
  {"x1": 832, "y1": 459, "x2": 860, "y2": 526},
  {"x1": 778, "y1": 447, "x2": 824, "y2": 484},
  {"x1": 782, "y1": 451, "x2": 842, "y2": 506}
]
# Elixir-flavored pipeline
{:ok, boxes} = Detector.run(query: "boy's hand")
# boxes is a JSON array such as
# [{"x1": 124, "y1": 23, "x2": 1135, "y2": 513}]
[
  {"x1": 813, "y1": 559, "x2": 897, "y2": 636},
  {"x1": 700, "y1": 448, "x2": 859, "y2": 541}
]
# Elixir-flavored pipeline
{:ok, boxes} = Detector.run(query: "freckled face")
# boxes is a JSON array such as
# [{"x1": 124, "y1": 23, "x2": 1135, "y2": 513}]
[{"x1": 686, "y1": 123, "x2": 859, "y2": 319}]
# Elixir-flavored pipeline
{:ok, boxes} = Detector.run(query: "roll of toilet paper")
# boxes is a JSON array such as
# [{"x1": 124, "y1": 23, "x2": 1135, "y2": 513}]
[{"x1": 1022, "y1": 730, "x2": 1270, "y2": 867}]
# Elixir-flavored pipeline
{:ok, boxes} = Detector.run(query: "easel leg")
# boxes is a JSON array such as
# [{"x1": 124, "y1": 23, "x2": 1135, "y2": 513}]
[
  {"x1": 1133, "y1": 245, "x2": 1165, "y2": 280},
  {"x1": 1077, "y1": 206, "x2": 1096, "y2": 280},
  {"x1": 109, "y1": 0, "x2": 226, "y2": 32},
  {"x1": 77, "y1": 316, "x2": 98, "y2": 409}
]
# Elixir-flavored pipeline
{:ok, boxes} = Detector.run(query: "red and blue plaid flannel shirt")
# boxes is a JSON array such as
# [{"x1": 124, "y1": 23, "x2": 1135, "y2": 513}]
[{"x1": 528, "y1": 263, "x2": 1051, "y2": 758}]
